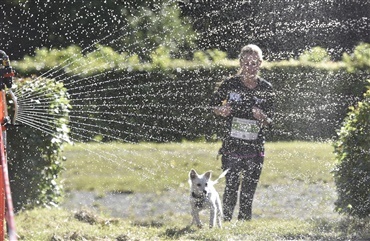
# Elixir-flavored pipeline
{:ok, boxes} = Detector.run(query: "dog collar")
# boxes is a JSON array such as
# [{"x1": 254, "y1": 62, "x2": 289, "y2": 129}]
[
  {"x1": 192, "y1": 192, "x2": 206, "y2": 209},
  {"x1": 192, "y1": 192, "x2": 204, "y2": 199}
]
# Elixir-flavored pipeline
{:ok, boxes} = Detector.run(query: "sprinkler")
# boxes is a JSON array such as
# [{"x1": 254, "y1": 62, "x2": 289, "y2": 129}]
[
  {"x1": 0, "y1": 51, "x2": 18, "y2": 126},
  {"x1": 0, "y1": 50, "x2": 14, "y2": 90}
]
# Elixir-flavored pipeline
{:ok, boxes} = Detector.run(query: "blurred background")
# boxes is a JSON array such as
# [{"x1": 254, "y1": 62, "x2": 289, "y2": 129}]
[{"x1": 1, "y1": 0, "x2": 369, "y2": 61}]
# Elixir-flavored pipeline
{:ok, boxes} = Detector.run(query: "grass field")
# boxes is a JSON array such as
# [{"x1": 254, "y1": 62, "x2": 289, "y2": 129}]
[
  {"x1": 14, "y1": 141, "x2": 370, "y2": 240},
  {"x1": 60, "y1": 141, "x2": 336, "y2": 194}
]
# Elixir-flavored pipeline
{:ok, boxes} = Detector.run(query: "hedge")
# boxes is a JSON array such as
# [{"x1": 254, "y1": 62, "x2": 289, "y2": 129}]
[
  {"x1": 12, "y1": 44, "x2": 370, "y2": 142},
  {"x1": 7, "y1": 77, "x2": 71, "y2": 211}
]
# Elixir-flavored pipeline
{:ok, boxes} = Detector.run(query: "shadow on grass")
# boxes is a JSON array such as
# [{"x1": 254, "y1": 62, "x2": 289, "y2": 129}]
[
  {"x1": 131, "y1": 220, "x2": 165, "y2": 228},
  {"x1": 161, "y1": 225, "x2": 196, "y2": 239}
]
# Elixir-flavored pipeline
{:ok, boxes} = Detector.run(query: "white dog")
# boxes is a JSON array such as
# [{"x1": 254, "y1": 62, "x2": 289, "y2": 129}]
[{"x1": 188, "y1": 169, "x2": 228, "y2": 228}]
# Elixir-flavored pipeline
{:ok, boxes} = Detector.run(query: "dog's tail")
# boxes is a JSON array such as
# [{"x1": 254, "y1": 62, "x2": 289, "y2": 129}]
[{"x1": 212, "y1": 169, "x2": 229, "y2": 185}]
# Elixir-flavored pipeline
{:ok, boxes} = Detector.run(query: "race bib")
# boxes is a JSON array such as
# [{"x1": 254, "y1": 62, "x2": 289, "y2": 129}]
[{"x1": 230, "y1": 118, "x2": 260, "y2": 140}]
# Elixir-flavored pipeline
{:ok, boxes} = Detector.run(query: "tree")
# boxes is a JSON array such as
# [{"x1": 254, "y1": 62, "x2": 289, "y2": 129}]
[
  {"x1": 119, "y1": 1, "x2": 196, "y2": 61},
  {"x1": 179, "y1": 0, "x2": 370, "y2": 60},
  {"x1": 1, "y1": 0, "x2": 195, "y2": 60}
]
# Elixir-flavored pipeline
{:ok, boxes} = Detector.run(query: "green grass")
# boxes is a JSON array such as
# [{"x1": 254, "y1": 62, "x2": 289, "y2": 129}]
[
  {"x1": 262, "y1": 141, "x2": 336, "y2": 185},
  {"x1": 15, "y1": 208, "x2": 369, "y2": 241},
  {"x1": 16, "y1": 207, "x2": 308, "y2": 240},
  {"x1": 60, "y1": 141, "x2": 336, "y2": 194},
  {"x1": 13, "y1": 141, "x2": 370, "y2": 240},
  {"x1": 60, "y1": 141, "x2": 223, "y2": 194}
]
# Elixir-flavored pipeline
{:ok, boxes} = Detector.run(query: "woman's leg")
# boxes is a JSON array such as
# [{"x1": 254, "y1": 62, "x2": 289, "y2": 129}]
[
  {"x1": 238, "y1": 155, "x2": 264, "y2": 220},
  {"x1": 222, "y1": 155, "x2": 241, "y2": 221}
]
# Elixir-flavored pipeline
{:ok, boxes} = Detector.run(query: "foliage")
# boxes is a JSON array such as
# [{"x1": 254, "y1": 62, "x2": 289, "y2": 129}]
[
  {"x1": 3, "y1": 0, "x2": 369, "y2": 62},
  {"x1": 299, "y1": 46, "x2": 331, "y2": 63},
  {"x1": 342, "y1": 42, "x2": 370, "y2": 73},
  {"x1": 1, "y1": 0, "x2": 196, "y2": 60},
  {"x1": 193, "y1": 49, "x2": 228, "y2": 64},
  {"x1": 333, "y1": 84, "x2": 370, "y2": 218},
  {"x1": 14, "y1": 44, "x2": 229, "y2": 76},
  {"x1": 150, "y1": 45, "x2": 172, "y2": 68},
  {"x1": 16, "y1": 45, "x2": 81, "y2": 74},
  {"x1": 180, "y1": 1, "x2": 370, "y2": 59},
  {"x1": 14, "y1": 45, "x2": 143, "y2": 76},
  {"x1": 122, "y1": 1, "x2": 196, "y2": 60},
  {"x1": 7, "y1": 77, "x2": 71, "y2": 211}
]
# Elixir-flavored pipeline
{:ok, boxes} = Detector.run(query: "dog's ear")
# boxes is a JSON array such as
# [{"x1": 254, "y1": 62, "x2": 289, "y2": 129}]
[
  {"x1": 189, "y1": 169, "x2": 197, "y2": 180},
  {"x1": 204, "y1": 171, "x2": 212, "y2": 180}
]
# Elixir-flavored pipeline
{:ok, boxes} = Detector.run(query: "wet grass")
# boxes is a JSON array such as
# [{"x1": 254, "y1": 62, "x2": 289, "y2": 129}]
[
  {"x1": 13, "y1": 141, "x2": 370, "y2": 240},
  {"x1": 60, "y1": 141, "x2": 336, "y2": 194}
]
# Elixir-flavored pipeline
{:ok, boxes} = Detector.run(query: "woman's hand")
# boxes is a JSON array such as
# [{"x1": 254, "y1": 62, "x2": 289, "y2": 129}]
[{"x1": 252, "y1": 107, "x2": 271, "y2": 126}]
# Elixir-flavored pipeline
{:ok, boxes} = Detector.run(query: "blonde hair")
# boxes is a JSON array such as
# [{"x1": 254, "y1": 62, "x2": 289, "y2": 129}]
[
  {"x1": 239, "y1": 44, "x2": 263, "y2": 62},
  {"x1": 237, "y1": 44, "x2": 263, "y2": 75}
]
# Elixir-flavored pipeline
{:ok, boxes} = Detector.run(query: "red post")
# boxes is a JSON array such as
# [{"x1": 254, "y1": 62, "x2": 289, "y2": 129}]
[
  {"x1": 0, "y1": 90, "x2": 5, "y2": 240},
  {"x1": 0, "y1": 90, "x2": 17, "y2": 240},
  {"x1": 0, "y1": 51, "x2": 17, "y2": 240}
]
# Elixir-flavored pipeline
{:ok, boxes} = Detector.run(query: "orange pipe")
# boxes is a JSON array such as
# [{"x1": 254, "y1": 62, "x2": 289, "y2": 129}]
[{"x1": 0, "y1": 166, "x2": 4, "y2": 241}]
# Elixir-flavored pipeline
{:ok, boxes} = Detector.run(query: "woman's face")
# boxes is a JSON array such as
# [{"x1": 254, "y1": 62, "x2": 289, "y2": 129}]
[{"x1": 240, "y1": 53, "x2": 261, "y2": 78}]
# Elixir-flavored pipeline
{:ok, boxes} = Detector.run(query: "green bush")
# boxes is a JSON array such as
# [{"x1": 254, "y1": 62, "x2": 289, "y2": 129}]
[
  {"x1": 13, "y1": 45, "x2": 143, "y2": 77},
  {"x1": 342, "y1": 42, "x2": 370, "y2": 73},
  {"x1": 7, "y1": 77, "x2": 71, "y2": 211},
  {"x1": 15, "y1": 45, "x2": 82, "y2": 75},
  {"x1": 299, "y1": 46, "x2": 331, "y2": 63},
  {"x1": 150, "y1": 46, "x2": 172, "y2": 69},
  {"x1": 333, "y1": 83, "x2": 370, "y2": 218},
  {"x1": 14, "y1": 45, "x2": 229, "y2": 76}
]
